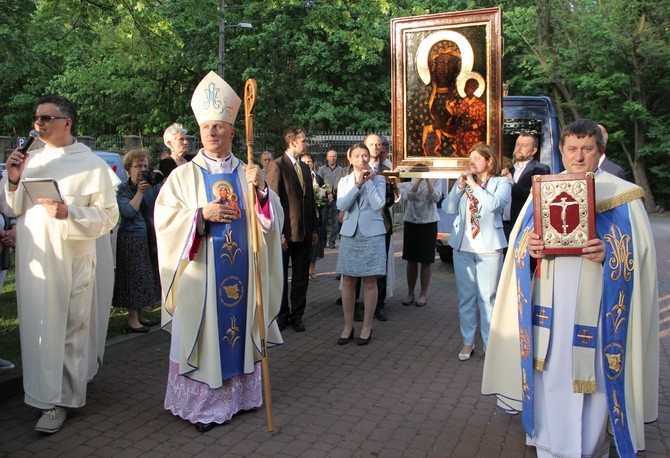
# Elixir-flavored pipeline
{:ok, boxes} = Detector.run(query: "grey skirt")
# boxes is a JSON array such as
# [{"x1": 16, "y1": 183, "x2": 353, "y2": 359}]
[{"x1": 336, "y1": 230, "x2": 386, "y2": 277}]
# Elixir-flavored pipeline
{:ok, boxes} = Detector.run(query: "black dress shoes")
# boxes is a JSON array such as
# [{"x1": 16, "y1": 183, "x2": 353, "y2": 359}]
[
  {"x1": 357, "y1": 330, "x2": 372, "y2": 346},
  {"x1": 374, "y1": 308, "x2": 388, "y2": 321},
  {"x1": 195, "y1": 422, "x2": 216, "y2": 433},
  {"x1": 139, "y1": 317, "x2": 158, "y2": 327},
  {"x1": 277, "y1": 317, "x2": 289, "y2": 331},
  {"x1": 125, "y1": 324, "x2": 150, "y2": 334},
  {"x1": 337, "y1": 328, "x2": 355, "y2": 345},
  {"x1": 291, "y1": 318, "x2": 306, "y2": 332}
]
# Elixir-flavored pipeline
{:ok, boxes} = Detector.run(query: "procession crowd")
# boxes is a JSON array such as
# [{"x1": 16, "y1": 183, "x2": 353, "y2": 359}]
[{"x1": 0, "y1": 70, "x2": 658, "y2": 458}]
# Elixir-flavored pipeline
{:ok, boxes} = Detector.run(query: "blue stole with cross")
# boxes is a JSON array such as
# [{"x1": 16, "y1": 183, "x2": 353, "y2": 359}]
[
  {"x1": 201, "y1": 167, "x2": 249, "y2": 381},
  {"x1": 514, "y1": 200, "x2": 635, "y2": 455}
]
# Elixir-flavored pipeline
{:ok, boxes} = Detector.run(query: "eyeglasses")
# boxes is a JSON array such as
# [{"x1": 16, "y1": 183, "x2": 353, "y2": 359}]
[{"x1": 33, "y1": 115, "x2": 68, "y2": 123}]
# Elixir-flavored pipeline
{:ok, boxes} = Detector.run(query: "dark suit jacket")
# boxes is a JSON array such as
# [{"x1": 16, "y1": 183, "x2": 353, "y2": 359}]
[
  {"x1": 265, "y1": 153, "x2": 317, "y2": 243},
  {"x1": 509, "y1": 159, "x2": 551, "y2": 223},
  {"x1": 600, "y1": 156, "x2": 628, "y2": 180},
  {"x1": 376, "y1": 162, "x2": 396, "y2": 234}
]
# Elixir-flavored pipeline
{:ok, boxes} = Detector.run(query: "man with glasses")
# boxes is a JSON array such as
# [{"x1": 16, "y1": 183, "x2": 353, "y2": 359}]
[{"x1": 1, "y1": 95, "x2": 119, "y2": 434}]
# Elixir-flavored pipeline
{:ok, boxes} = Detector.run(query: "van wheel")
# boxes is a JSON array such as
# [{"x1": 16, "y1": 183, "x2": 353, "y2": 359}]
[{"x1": 436, "y1": 245, "x2": 453, "y2": 263}]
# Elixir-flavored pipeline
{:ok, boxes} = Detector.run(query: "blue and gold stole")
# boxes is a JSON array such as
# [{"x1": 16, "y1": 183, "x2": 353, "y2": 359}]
[
  {"x1": 201, "y1": 168, "x2": 249, "y2": 381},
  {"x1": 596, "y1": 204, "x2": 634, "y2": 457}
]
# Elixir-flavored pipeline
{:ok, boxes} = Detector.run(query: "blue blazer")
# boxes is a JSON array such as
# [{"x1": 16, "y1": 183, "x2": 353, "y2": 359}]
[
  {"x1": 446, "y1": 175, "x2": 511, "y2": 251},
  {"x1": 336, "y1": 172, "x2": 386, "y2": 237}
]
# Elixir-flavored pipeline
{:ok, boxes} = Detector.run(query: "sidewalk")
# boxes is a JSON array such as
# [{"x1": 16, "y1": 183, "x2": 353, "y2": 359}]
[{"x1": 1, "y1": 216, "x2": 668, "y2": 457}]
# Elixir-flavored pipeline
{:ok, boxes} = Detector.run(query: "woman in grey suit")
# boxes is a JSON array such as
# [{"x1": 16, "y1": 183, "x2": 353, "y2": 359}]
[
  {"x1": 335, "y1": 143, "x2": 387, "y2": 345},
  {"x1": 447, "y1": 143, "x2": 511, "y2": 361}
]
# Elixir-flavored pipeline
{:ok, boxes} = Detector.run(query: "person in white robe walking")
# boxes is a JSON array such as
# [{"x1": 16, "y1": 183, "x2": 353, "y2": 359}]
[{"x1": 0, "y1": 94, "x2": 119, "y2": 434}]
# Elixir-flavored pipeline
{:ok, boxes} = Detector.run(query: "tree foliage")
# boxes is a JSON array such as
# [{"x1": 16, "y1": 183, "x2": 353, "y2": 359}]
[{"x1": 1, "y1": 0, "x2": 668, "y2": 208}]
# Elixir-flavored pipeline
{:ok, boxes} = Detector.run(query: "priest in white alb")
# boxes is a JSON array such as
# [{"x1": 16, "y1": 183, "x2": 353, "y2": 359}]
[
  {"x1": 155, "y1": 71, "x2": 284, "y2": 433},
  {"x1": 1, "y1": 95, "x2": 119, "y2": 434},
  {"x1": 482, "y1": 119, "x2": 658, "y2": 457}
]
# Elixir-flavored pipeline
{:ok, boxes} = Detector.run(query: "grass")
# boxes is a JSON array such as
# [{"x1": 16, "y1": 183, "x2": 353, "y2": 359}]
[{"x1": 0, "y1": 263, "x2": 161, "y2": 376}]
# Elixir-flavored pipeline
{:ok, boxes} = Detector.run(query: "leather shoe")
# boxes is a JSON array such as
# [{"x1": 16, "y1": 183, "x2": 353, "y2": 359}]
[
  {"x1": 195, "y1": 422, "x2": 216, "y2": 433},
  {"x1": 125, "y1": 324, "x2": 150, "y2": 334},
  {"x1": 277, "y1": 317, "x2": 289, "y2": 331},
  {"x1": 402, "y1": 297, "x2": 414, "y2": 306},
  {"x1": 139, "y1": 317, "x2": 158, "y2": 327},
  {"x1": 458, "y1": 345, "x2": 475, "y2": 361},
  {"x1": 357, "y1": 330, "x2": 372, "y2": 346},
  {"x1": 291, "y1": 318, "x2": 306, "y2": 332},
  {"x1": 337, "y1": 328, "x2": 355, "y2": 345},
  {"x1": 374, "y1": 308, "x2": 388, "y2": 321}
]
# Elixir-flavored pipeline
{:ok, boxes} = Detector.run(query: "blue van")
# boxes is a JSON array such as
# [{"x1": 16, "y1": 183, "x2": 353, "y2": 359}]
[
  {"x1": 435, "y1": 95, "x2": 562, "y2": 262},
  {"x1": 94, "y1": 150, "x2": 127, "y2": 182}
]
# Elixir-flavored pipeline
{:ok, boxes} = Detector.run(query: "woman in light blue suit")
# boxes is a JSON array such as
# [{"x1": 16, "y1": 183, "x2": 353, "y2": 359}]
[
  {"x1": 335, "y1": 143, "x2": 387, "y2": 346},
  {"x1": 447, "y1": 143, "x2": 511, "y2": 361}
]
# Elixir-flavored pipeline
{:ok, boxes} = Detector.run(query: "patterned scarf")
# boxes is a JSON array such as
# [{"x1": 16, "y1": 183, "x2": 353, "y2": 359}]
[{"x1": 464, "y1": 180, "x2": 487, "y2": 238}]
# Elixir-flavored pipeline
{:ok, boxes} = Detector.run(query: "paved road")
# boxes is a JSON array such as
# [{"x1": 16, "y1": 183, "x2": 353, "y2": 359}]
[{"x1": 1, "y1": 216, "x2": 668, "y2": 457}]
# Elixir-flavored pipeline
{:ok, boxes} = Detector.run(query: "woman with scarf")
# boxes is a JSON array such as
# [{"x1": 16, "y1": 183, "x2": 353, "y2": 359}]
[{"x1": 446, "y1": 143, "x2": 510, "y2": 361}]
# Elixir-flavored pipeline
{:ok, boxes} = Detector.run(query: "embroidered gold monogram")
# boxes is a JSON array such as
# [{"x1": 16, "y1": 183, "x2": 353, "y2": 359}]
[
  {"x1": 606, "y1": 289, "x2": 627, "y2": 335},
  {"x1": 221, "y1": 229, "x2": 241, "y2": 266},
  {"x1": 604, "y1": 224, "x2": 633, "y2": 282},
  {"x1": 515, "y1": 226, "x2": 532, "y2": 269},
  {"x1": 223, "y1": 316, "x2": 241, "y2": 350}
]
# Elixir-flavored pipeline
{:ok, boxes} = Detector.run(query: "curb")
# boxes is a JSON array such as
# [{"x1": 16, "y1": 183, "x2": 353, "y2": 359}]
[{"x1": 0, "y1": 327, "x2": 168, "y2": 402}]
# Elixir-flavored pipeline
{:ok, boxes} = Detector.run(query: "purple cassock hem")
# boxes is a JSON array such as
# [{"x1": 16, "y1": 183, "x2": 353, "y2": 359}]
[{"x1": 164, "y1": 360, "x2": 262, "y2": 425}]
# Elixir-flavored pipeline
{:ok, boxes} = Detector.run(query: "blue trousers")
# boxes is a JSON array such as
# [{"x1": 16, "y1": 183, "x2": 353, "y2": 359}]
[{"x1": 453, "y1": 249, "x2": 503, "y2": 348}]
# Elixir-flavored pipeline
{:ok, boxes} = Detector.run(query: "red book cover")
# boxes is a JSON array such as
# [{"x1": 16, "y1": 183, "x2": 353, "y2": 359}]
[{"x1": 532, "y1": 172, "x2": 596, "y2": 255}]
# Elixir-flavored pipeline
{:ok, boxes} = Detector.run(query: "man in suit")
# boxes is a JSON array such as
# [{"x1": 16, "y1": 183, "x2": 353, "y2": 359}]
[
  {"x1": 501, "y1": 133, "x2": 551, "y2": 240},
  {"x1": 597, "y1": 124, "x2": 629, "y2": 180},
  {"x1": 265, "y1": 127, "x2": 318, "y2": 332},
  {"x1": 365, "y1": 133, "x2": 397, "y2": 322}
]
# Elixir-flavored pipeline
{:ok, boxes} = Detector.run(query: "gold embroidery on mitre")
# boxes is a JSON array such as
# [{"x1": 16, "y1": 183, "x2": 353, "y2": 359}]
[
  {"x1": 606, "y1": 290, "x2": 627, "y2": 335},
  {"x1": 223, "y1": 316, "x2": 241, "y2": 350},
  {"x1": 515, "y1": 226, "x2": 532, "y2": 269},
  {"x1": 573, "y1": 379, "x2": 596, "y2": 394},
  {"x1": 604, "y1": 224, "x2": 633, "y2": 282},
  {"x1": 596, "y1": 188, "x2": 645, "y2": 213}
]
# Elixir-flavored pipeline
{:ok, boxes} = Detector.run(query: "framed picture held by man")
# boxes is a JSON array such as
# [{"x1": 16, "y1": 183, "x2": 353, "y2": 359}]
[{"x1": 391, "y1": 8, "x2": 503, "y2": 176}]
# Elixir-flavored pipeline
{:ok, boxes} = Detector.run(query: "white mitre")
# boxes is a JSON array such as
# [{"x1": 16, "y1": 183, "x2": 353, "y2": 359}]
[{"x1": 190, "y1": 71, "x2": 241, "y2": 125}]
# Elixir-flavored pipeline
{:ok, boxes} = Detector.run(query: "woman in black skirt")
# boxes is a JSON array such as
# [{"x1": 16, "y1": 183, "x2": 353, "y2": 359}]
[
  {"x1": 399, "y1": 177, "x2": 442, "y2": 307},
  {"x1": 112, "y1": 149, "x2": 162, "y2": 332}
]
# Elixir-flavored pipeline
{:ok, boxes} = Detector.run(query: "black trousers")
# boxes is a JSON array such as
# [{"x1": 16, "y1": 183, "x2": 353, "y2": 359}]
[{"x1": 279, "y1": 238, "x2": 311, "y2": 322}]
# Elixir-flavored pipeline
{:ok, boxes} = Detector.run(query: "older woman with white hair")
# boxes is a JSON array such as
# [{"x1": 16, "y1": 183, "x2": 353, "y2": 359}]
[{"x1": 159, "y1": 123, "x2": 190, "y2": 179}]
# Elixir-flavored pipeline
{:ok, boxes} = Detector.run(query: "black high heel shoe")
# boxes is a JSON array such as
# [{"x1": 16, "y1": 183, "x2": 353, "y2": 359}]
[
  {"x1": 195, "y1": 422, "x2": 216, "y2": 433},
  {"x1": 125, "y1": 324, "x2": 150, "y2": 334},
  {"x1": 357, "y1": 329, "x2": 373, "y2": 346},
  {"x1": 337, "y1": 328, "x2": 355, "y2": 345}
]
